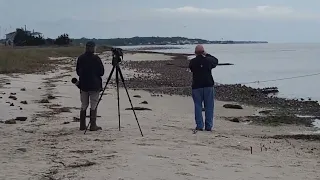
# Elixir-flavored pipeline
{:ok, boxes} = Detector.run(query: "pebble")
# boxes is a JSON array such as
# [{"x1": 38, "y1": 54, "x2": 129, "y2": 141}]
[
  {"x1": 133, "y1": 95, "x2": 142, "y2": 98},
  {"x1": 20, "y1": 101, "x2": 28, "y2": 104},
  {"x1": 140, "y1": 101, "x2": 148, "y2": 104},
  {"x1": 9, "y1": 95, "x2": 17, "y2": 100},
  {"x1": 16, "y1": 148, "x2": 27, "y2": 152},
  {"x1": 125, "y1": 107, "x2": 152, "y2": 111},
  {"x1": 20, "y1": 88, "x2": 26, "y2": 91},
  {"x1": 15, "y1": 117, "x2": 28, "y2": 121},
  {"x1": 5, "y1": 119, "x2": 16, "y2": 124},
  {"x1": 223, "y1": 104, "x2": 243, "y2": 109}
]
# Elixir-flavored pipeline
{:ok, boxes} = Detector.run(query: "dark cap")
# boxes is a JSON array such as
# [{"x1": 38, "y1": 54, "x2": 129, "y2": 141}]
[{"x1": 86, "y1": 41, "x2": 96, "y2": 47}]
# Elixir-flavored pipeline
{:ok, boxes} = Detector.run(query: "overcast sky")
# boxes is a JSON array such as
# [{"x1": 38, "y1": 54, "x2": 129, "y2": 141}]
[{"x1": 0, "y1": 0, "x2": 320, "y2": 42}]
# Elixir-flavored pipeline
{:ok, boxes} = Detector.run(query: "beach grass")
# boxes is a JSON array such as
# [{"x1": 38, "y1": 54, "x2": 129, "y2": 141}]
[{"x1": 0, "y1": 45, "x2": 110, "y2": 74}]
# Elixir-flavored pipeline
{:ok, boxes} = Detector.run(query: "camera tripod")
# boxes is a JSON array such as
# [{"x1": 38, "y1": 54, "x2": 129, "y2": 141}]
[{"x1": 84, "y1": 52, "x2": 144, "y2": 137}]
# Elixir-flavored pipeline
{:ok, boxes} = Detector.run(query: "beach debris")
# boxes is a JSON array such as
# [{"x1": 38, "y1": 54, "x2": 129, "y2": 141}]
[
  {"x1": 53, "y1": 107, "x2": 71, "y2": 113},
  {"x1": 39, "y1": 99, "x2": 50, "y2": 103},
  {"x1": 16, "y1": 148, "x2": 27, "y2": 153},
  {"x1": 15, "y1": 117, "x2": 28, "y2": 121},
  {"x1": 20, "y1": 100, "x2": 28, "y2": 104},
  {"x1": 259, "y1": 110, "x2": 273, "y2": 115},
  {"x1": 47, "y1": 94, "x2": 56, "y2": 100},
  {"x1": 272, "y1": 134, "x2": 320, "y2": 141},
  {"x1": 20, "y1": 88, "x2": 26, "y2": 91},
  {"x1": 9, "y1": 95, "x2": 17, "y2": 100},
  {"x1": 5, "y1": 119, "x2": 16, "y2": 124},
  {"x1": 73, "y1": 117, "x2": 80, "y2": 122},
  {"x1": 67, "y1": 160, "x2": 97, "y2": 168},
  {"x1": 230, "y1": 118, "x2": 240, "y2": 123},
  {"x1": 140, "y1": 101, "x2": 148, "y2": 104},
  {"x1": 125, "y1": 107, "x2": 152, "y2": 111},
  {"x1": 133, "y1": 95, "x2": 142, "y2": 98},
  {"x1": 70, "y1": 150, "x2": 94, "y2": 154},
  {"x1": 223, "y1": 104, "x2": 243, "y2": 109},
  {"x1": 260, "y1": 87, "x2": 279, "y2": 94}
]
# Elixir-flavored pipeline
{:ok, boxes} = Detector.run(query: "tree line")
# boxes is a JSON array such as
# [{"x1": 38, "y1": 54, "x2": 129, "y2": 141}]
[{"x1": 12, "y1": 28, "x2": 72, "y2": 46}]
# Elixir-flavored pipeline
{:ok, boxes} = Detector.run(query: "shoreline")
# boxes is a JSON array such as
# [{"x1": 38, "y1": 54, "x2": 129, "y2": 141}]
[{"x1": 0, "y1": 50, "x2": 319, "y2": 179}]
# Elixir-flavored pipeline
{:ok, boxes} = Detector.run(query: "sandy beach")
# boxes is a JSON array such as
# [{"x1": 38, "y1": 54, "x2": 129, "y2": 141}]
[{"x1": 0, "y1": 51, "x2": 319, "y2": 180}]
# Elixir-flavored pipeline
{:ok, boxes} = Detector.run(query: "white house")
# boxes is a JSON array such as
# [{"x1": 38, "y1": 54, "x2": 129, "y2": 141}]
[{"x1": 5, "y1": 29, "x2": 42, "y2": 45}]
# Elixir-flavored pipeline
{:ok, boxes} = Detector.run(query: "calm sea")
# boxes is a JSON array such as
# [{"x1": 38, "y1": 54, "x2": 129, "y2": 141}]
[{"x1": 121, "y1": 44, "x2": 320, "y2": 101}]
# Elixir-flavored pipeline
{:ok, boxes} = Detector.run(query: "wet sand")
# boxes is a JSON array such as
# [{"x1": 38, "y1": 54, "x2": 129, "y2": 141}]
[{"x1": 0, "y1": 52, "x2": 319, "y2": 180}]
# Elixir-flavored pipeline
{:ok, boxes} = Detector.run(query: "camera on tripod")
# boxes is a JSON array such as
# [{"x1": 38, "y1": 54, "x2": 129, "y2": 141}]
[{"x1": 111, "y1": 47, "x2": 123, "y2": 66}]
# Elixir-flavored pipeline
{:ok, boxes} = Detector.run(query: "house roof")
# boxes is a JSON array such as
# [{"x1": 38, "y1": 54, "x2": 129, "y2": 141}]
[{"x1": 5, "y1": 32, "x2": 16, "y2": 35}]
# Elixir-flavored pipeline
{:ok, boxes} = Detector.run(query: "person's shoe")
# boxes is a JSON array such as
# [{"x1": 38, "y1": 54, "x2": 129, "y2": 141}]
[
  {"x1": 79, "y1": 110, "x2": 86, "y2": 131},
  {"x1": 89, "y1": 109, "x2": 102, "y2": 131}
]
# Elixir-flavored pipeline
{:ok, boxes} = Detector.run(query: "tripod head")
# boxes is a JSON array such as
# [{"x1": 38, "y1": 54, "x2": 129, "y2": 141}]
[{"x1": 111, "y1": 47, "x2": 123, "y2": 66}]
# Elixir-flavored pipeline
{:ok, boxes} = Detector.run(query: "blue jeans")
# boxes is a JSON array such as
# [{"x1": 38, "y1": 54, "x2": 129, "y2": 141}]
[{"x1": 192, "y1": 87, "x2": 215, "y2": 130}]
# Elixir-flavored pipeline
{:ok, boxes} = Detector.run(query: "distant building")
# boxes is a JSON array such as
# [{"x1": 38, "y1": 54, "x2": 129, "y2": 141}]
[{"x1": 5, "y1": 29, "x2": 42, "y2": 46}]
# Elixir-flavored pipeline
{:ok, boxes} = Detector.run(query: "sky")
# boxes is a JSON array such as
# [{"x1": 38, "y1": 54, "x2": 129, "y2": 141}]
[{"x1": 0, "y1": 0, "x2": 320, "y2": 42}]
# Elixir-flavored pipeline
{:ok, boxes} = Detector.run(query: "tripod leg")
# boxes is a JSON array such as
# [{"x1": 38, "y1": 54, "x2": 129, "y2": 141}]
[
  {"x1": 84, "y1": 65, "x2": 116, "y2": 134},
  {"x1": 117, "y1": 66, "x2": 144, "y2": 137},
  {"x1": 116, "y1": 66, "x2": 121, "y2": 131}
]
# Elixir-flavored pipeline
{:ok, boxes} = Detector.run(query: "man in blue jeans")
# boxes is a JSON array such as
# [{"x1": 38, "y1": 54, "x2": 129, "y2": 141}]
[{"x1": 189, "y1": 45, "x2": 219, "y2": 132}]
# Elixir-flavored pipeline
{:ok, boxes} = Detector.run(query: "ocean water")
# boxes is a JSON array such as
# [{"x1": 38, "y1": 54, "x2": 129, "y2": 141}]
[{"x1": 121, "y1": 44, "x2": 320, "y2": 101}]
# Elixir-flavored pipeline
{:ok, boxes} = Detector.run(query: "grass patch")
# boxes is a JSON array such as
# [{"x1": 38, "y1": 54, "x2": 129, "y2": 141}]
[{"x1": 0, "y1": 45, "x2": 110, "y2": 74}]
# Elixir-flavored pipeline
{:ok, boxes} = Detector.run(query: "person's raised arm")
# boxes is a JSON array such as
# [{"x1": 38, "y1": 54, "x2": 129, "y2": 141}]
[{"x1": 206, "y1": 54, "x2": 219, "y2": 69}]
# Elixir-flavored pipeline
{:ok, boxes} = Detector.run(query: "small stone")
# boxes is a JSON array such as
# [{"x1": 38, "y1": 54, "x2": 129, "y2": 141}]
[
  {"x1": 38, "y1": 87, "x2": 42, "y2": 89},
  {"x1": 15, "y1": 117, "x2": 27, "y2": 121},
  {"x1": 133, "y1": 95, "x2": 142, "y2": 98},
  {"x1": 39, "y1": 99, "x2": 50, "y2": 103},
  {"x1": 20, "y1": 107, "x2": 23, "y2": 110},
  {"x1": 125, "y1": 107, "x2": 152, "y2": 111},
  {"x1": 20, "y1": 88, "x2": 26, "y2": 91},
  {"x1": 16, "y1": 148, "x2": 27, "y2": 152},
  {"x1": 140, "y1": 101, "x2": 148, "y2": 104},
  {"x1": 9, "y1": 95, "x2": 17, "y2": 100},
  {"x1": 6, "y1": 82, "x2": 10, "y2": 85},
  {"x1": 63, "y1": 122, "x2": 70, "y2": 124},
  {"x1": 73, "y1": 117, "x2": 80, "y2": 122},
  {"x1": 230, "y1": 118, "x2": 240, "y2": 123},
  {"x1": 20, "y1": 101, "x2": 28, "y2": 104},
  {"x1": 10, "y1": 103, "x2": 14, "y2": 106},
  {"x1": 5, "y1": 119, "x2": 16, "y2": 124},
  {"x1": 10, "y1": 93, "x2": 16, "y2": 95},
  {"x1": 223, "y1": 104, "x2": 243, "y2": 109},
  {"x1": 47, "y1": 95, "x2": 56, "y2": 100}
]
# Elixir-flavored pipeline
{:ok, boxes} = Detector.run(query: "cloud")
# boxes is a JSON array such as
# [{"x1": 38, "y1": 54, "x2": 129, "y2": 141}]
[{"x1": 154, "y1": 6, "x2": 320, "y2": 20}]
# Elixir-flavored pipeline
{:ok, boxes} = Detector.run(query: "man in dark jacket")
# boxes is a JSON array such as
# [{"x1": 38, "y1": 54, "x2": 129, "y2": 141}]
[
  {"x1": 76, "y1": 41, "x2": 105, "y2": 131},
  {"x1": 189, "y1": 45, "x2": 219, "y2": 132}
]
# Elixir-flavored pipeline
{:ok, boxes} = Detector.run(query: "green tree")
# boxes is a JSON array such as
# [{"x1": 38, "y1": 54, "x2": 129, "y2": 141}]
[{"x1": 54, "y1": 34, "x2": 71, "y2": 45}]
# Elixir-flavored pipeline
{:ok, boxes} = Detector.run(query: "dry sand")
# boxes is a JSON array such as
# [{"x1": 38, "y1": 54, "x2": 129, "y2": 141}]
[{"x1": 0, "y1": 52, "x2": 319, "y2": 180}]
